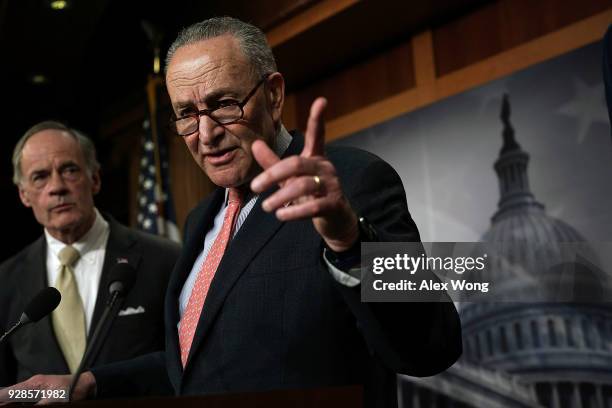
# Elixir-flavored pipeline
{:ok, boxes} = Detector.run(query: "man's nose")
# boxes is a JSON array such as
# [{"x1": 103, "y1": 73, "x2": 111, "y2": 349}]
[
  {"x1": 47, "y1": 170, "x2": 68, "y2": 195},
  {"x1": 198, "y1": 115, "x2": 224, "y2": 145}
]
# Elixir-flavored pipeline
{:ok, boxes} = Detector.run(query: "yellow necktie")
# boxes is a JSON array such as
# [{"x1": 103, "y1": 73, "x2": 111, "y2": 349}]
[{"x1": 52, "y1": 245, "x2": 86, "y2": 373}]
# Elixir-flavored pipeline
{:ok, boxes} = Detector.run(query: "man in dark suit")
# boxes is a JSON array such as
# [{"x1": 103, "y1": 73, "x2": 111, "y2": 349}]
[
  {"x1": 2, "y1": 17, "x2": 461, "y2": 407},
  {"x1": 0, "y1": 121, "x2": 181, "y2": 386}
]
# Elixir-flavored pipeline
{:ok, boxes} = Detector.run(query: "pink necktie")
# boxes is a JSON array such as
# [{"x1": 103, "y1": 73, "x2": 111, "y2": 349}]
[{"x1": 179, "y1": 188, "x2": 243, "y2": 367}]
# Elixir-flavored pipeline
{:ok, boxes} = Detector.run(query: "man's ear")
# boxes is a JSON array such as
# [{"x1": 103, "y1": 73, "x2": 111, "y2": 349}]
[
  {"x1": 18, "y1": 186, "x2": 32, "y2": 208},
  {"x1": 91, "y1": 170, "x2": 101, "y2": 195},
  {"x1": 266, "y1": 72, "x2": 285, "y2": 123}
]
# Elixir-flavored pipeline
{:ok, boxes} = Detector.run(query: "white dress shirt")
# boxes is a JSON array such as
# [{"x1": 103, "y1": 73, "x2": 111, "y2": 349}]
[{"x1": 45, "y1": 208, "x2": 110, "y2": 333}]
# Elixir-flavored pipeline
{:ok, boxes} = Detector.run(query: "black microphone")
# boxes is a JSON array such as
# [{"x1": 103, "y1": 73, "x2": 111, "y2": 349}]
[
  {"x1": 69, "y1": 262, "x2": 136, "y2": 399},
  {"x1": 0, "y1": 287, "x2": 61, "y2": 344},
  {"x1": 107, "y1": 262, "x2": 137, "y2": 303}
]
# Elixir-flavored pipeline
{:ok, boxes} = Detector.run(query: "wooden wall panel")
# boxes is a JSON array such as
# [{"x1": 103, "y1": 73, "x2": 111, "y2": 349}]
[
  {"x1": 91, "y1": 121, "x2": 138, "y2": 226},
  {"x1": 281, "y1": 93, "x2": 298, "y2": 131},
  {"x1": 267, "y1": 0, "x2": 358, "y2": 47},
  {"x1": 433, "y1": 0, "x2": 612, "y2": 76},
  {"x1": 292, "y1": 41, "x2": 415, "y2": 131},
  {"x1": 214, "y1": 0, "x2": 317, "y2": 33},
  {"x1": 102, "y1": 119, "x2": 214, "y2": 233},
  {"x1": 99, "y1": 0, "x2": 611, "y2": 236},
  {"x1": 167, "y1": 133, "x2": 216, "y2": 232},
  {"x1": 323, "y1": 8, "x2": 611, "y2": 141}
]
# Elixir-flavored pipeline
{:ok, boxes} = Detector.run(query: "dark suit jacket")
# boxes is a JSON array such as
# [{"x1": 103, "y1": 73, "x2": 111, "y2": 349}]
[
  {"x1": 0, "y1": 216, "x2": 181, "y2": 386},
  {"x1": 93, "y1": 134, "x2": 462, "y2": 407}
]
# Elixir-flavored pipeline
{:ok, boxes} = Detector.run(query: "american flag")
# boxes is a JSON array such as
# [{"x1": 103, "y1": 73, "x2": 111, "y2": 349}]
[{"x1": 136, "y1": 75, "x2": 180, "y2": 242}]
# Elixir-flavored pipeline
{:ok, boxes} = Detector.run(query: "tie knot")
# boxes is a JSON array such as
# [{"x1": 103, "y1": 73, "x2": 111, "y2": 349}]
[
  {"x1": 58, "y1": 245, "x2": 80, "y2": 267},
  {"x1": 228, "y1": 188, "x2": 243, "y2": 206}
]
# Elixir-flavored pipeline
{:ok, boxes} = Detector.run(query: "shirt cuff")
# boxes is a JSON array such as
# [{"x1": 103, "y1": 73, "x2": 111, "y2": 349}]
[{"x1": 322, "y1": 248, "x2": 361, "y2": 287}]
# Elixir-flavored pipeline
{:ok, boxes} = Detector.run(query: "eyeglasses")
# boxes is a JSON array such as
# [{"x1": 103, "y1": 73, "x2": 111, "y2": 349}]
[{"x1": 169, "y1": 75, "x2": 269, "y2": 137}]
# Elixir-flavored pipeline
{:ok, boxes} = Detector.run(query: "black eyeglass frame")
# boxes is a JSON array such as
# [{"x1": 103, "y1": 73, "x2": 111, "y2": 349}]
[{"x1": 169, "y1": 74, "x2": 270, "y2": 136}]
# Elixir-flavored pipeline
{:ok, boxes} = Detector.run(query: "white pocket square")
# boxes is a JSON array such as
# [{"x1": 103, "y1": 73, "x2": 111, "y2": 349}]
[{"x1": 118, "y1": 306, "x2": 146, "y2": 316}]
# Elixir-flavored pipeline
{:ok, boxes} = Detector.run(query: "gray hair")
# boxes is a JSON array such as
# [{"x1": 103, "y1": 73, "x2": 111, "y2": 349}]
[
  {"x1": 12, "y1": 121, "x2": 101, "y2": 186},
  {"x1": 165, "y1": 16, "x2": 277, "y2": 78}
]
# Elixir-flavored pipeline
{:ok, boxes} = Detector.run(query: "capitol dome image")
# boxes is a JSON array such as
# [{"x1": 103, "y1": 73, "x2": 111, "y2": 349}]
[{"x1": 399, "y1": 95, "x2": 612, "y2": 408}]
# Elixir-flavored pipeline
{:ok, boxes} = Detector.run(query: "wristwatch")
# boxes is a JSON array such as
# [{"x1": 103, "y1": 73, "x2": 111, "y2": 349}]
[{"x1": 325, "y1": 216, "x2": 377, "y2": 271}]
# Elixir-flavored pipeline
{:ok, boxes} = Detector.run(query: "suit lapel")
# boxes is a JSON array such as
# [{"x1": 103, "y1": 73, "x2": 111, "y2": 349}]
[
  {"x1": 183, "y1": 189, "x2": 282, "y2": 370},
  {"x1": 88, "y1": 217, "x2": 140, "y2": 364},
  {"x1": 166, "y1": 188, "x2": 224, "y2": 381},
  {"x1": 183, "y1": 132, "x2": 305, "y2": 370},
  {"x1": 19, "y1": 238, "x2": 47, "y2": 314},
  {"x1": 19, "y1": 237, "x2": 69, "y2": 372}
]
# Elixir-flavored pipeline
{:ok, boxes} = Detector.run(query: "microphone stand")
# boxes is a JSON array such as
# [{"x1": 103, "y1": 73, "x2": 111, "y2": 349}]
[
  {"x1": 68, "y1": 291, "x2": 123, "y2": 400},
  {"x1": 0, "y1": 320, "x2": 23, "y2": 344}
]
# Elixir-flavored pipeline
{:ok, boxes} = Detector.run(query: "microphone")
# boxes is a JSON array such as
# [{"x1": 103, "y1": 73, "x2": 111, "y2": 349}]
[
  {"x1": 69, "y1": 262, "x2": 136, "y2": 399},
  {"x1": 107, "y1": 262, "x2": 137, "y2": 303},
  {"x1": 0, "y1": 287, "x2": 61, "y2": 344}
]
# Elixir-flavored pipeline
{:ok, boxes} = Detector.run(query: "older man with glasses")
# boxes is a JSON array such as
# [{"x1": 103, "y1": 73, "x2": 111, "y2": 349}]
[{"x1": 2, "y1": 17, "x2": 461, "y2": 408}]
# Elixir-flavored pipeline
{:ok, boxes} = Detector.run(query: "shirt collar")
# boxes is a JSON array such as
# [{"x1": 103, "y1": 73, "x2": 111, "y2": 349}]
[
  {"x1": 273, "y1": 124, "x2": 292, "y2": 158},
  {"x1": 45, "y1": 208, "x2": 109, "y2": 264}
]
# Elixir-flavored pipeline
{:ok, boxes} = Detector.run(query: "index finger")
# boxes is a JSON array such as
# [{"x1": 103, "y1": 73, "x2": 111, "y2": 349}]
[
  {"x1": 251, "y1": 139, "x2": 281, "y2": 192},
  {"x1": 301, "y1": 97, "x2": 327, "y2": 158},
  {"x1": 252, "y1": 139, "x2": 281, "y2": 170}
]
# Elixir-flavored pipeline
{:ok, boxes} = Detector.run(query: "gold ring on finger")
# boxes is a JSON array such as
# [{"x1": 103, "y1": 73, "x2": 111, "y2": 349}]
[{"x1": 313, "y1": 175, "x2": 322, "y2": 192}]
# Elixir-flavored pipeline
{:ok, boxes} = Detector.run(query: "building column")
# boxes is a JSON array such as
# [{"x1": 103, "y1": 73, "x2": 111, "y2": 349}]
[
  {"x1": 595, "y1": 384, "x2": 604, "y2": 408},
  {"x1": 530, "y1": 383, "x2": 539, "y2": 403},
  {"x1": 412, "y1": 385, "x2": 421, "y2": 408},
  {"x1": 431, "y1": 391, "x2": 438, "y2": 408},
  {"x1": 551, "y1": 382, "x2": 561, "y2": 408},
  {"x1": 571, "y1": 382, "x2": 583, "y2": 408}
]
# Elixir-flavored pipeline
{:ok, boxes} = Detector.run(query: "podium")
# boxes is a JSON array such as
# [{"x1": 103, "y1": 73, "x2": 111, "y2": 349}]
[{"x1": 68, "y1": 385, "x2": 363, "y2": 407}]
